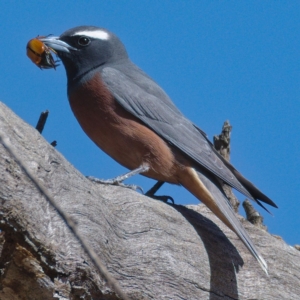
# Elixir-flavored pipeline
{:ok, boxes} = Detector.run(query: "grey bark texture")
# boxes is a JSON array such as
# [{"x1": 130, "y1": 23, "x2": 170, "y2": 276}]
[
  {"x1": 0, "y1": 102, "x2": 299, "y2": 300},
  {"x1": 213, "y1": 121, "x2": 240, "y2": 213}
]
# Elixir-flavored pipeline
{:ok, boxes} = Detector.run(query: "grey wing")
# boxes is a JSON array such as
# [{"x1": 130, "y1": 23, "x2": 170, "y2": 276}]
[
  {"x1": 109, "y1": 61, "x2": 184, "y2": 116},
  {"x1": 100, "y1": 65, "x2": 254, "y2": 200}
]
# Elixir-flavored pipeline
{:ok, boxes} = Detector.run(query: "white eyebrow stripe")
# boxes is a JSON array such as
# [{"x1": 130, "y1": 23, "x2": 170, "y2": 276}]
[{"x1": 72, "y1": 30, "x2": 110, "y2": 40}]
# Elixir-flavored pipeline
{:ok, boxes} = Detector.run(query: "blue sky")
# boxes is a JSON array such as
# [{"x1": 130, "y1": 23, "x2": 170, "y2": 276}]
[{"x1": 1, "y1": 1, "x2": 299, "y2": 245}]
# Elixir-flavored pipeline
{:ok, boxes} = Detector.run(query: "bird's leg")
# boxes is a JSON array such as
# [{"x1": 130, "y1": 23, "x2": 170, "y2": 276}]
[
  {"x1": 87, "y1": 165, "x2": 149, "y2": 192},
  {"x1": 145, "y1": 181, "x2": 174, "y2": 204}
]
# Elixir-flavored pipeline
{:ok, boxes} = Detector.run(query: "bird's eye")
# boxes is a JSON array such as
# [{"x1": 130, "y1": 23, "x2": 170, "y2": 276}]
[{"x1": 78, "y1": 36, "x2": 91, "y2": 46}]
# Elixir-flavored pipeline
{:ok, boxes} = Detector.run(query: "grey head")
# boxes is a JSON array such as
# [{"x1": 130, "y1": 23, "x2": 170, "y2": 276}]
[{"x1": 40, "y1": 26, "x2": 129, "y2": 85}]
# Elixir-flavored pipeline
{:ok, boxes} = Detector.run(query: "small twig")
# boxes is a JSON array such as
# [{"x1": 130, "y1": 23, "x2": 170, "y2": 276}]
[
  {"x1": 213, "y1": 121, "x2": 240, "y2": 212},
  {"x1": 243, "y1": 199, "x2": 267, "y2": 230},
  {"x1": 35, "y1": 110, "x2": 57, "y2": 147},
  {"x1": 35, "y1": 110, "x2": 49, "y2": 134},
  {"x1": 50, "y1": 141, "x2": 57, "y2": 147},
  {"x1": 213, "y1": 120, "x2": 232, "y2": 161},
  {"x1": 0, "y1": 132, "x2": 130, "y2": 300}
]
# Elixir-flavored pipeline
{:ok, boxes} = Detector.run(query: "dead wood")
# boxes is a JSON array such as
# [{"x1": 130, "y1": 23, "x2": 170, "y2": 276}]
[{"x1": 0, "y1": 102, "x2": 299, "y2": 300}]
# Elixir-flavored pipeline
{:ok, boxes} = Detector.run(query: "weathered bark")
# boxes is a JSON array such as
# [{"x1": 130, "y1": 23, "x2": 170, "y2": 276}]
[
  {"x1": 213, "y1": 121, "x2": 240, "y2": 212},
  {"x1": 243, "y1": 200, "x2": 266, "y2": 230},
  {"x1": 0, "y1": 102, "x2": 299, "y2": 300},
  {"x1": 213, "y1": 121, "x2": 266, "y2": 228}
]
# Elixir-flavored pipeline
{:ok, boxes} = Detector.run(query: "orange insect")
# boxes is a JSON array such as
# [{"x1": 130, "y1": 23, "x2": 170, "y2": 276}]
[{"x1": 26, "y1": 37, "x2": 58, "y2": 69}]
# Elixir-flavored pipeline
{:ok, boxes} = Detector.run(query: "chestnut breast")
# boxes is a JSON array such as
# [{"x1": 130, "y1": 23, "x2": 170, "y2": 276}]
[{"x1": 68, "y1": 73, "x2": 183, "y2": 182}]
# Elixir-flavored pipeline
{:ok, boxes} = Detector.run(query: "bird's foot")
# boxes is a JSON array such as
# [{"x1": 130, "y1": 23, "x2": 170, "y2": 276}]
[
  {"x1": 86, "y1": 165, "x2": 149, "y2": 192},
  {"x1": 145, "y1": 181, "x2": 174, "y2": 204},
  {"x1": 146, "y1": 193, "x2": 174, "y2": 204},
  {"x1": 87, "y1": 176, "x2": 143, "y2": 192}
]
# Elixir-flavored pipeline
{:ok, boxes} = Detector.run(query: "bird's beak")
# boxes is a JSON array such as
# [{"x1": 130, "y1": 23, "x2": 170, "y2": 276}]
[{"x1": 39, "y1": 36, "x2": 77, "y2": 53}]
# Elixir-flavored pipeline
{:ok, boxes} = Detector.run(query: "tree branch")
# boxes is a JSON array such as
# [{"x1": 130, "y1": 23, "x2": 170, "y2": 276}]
[{"x1": 0, "y1": 102, "x2": 299, "y2": 300}]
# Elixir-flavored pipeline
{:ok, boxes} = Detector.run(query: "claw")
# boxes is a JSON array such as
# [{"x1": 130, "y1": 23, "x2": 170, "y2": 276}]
[
  {"x1": 86, "y1": 165, "x2": 148, "y2": 193},
  {"x1": 86, "y1": 176, "x2": 143, "y2": 192},
  {"x1": 145, "y1": 181, "x2": 175, "y2": 204},
  {"x1": 147, "y1": 194, "x2": 174, "y2": 204}
]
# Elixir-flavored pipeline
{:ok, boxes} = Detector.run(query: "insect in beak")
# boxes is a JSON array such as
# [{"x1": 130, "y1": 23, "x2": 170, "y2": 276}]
[{"x1": 26, "y1": 36, "x2": 59, "y2": 69}]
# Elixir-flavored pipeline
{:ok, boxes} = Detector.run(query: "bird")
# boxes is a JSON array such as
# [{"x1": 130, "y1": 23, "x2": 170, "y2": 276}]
[{"x1": 38, "y1": 26, "x2": 277, "y2": 274}]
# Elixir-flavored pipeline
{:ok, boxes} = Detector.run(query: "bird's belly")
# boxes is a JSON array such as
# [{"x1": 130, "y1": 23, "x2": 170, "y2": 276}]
[{"x1": 69, "y1": 75, "x2": 182, "y2": 183}]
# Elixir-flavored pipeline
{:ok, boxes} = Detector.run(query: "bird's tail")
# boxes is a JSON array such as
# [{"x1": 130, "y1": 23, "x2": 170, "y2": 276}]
[{"x1": 179, "y1": 166, "x2": 268, "y2": 275}]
